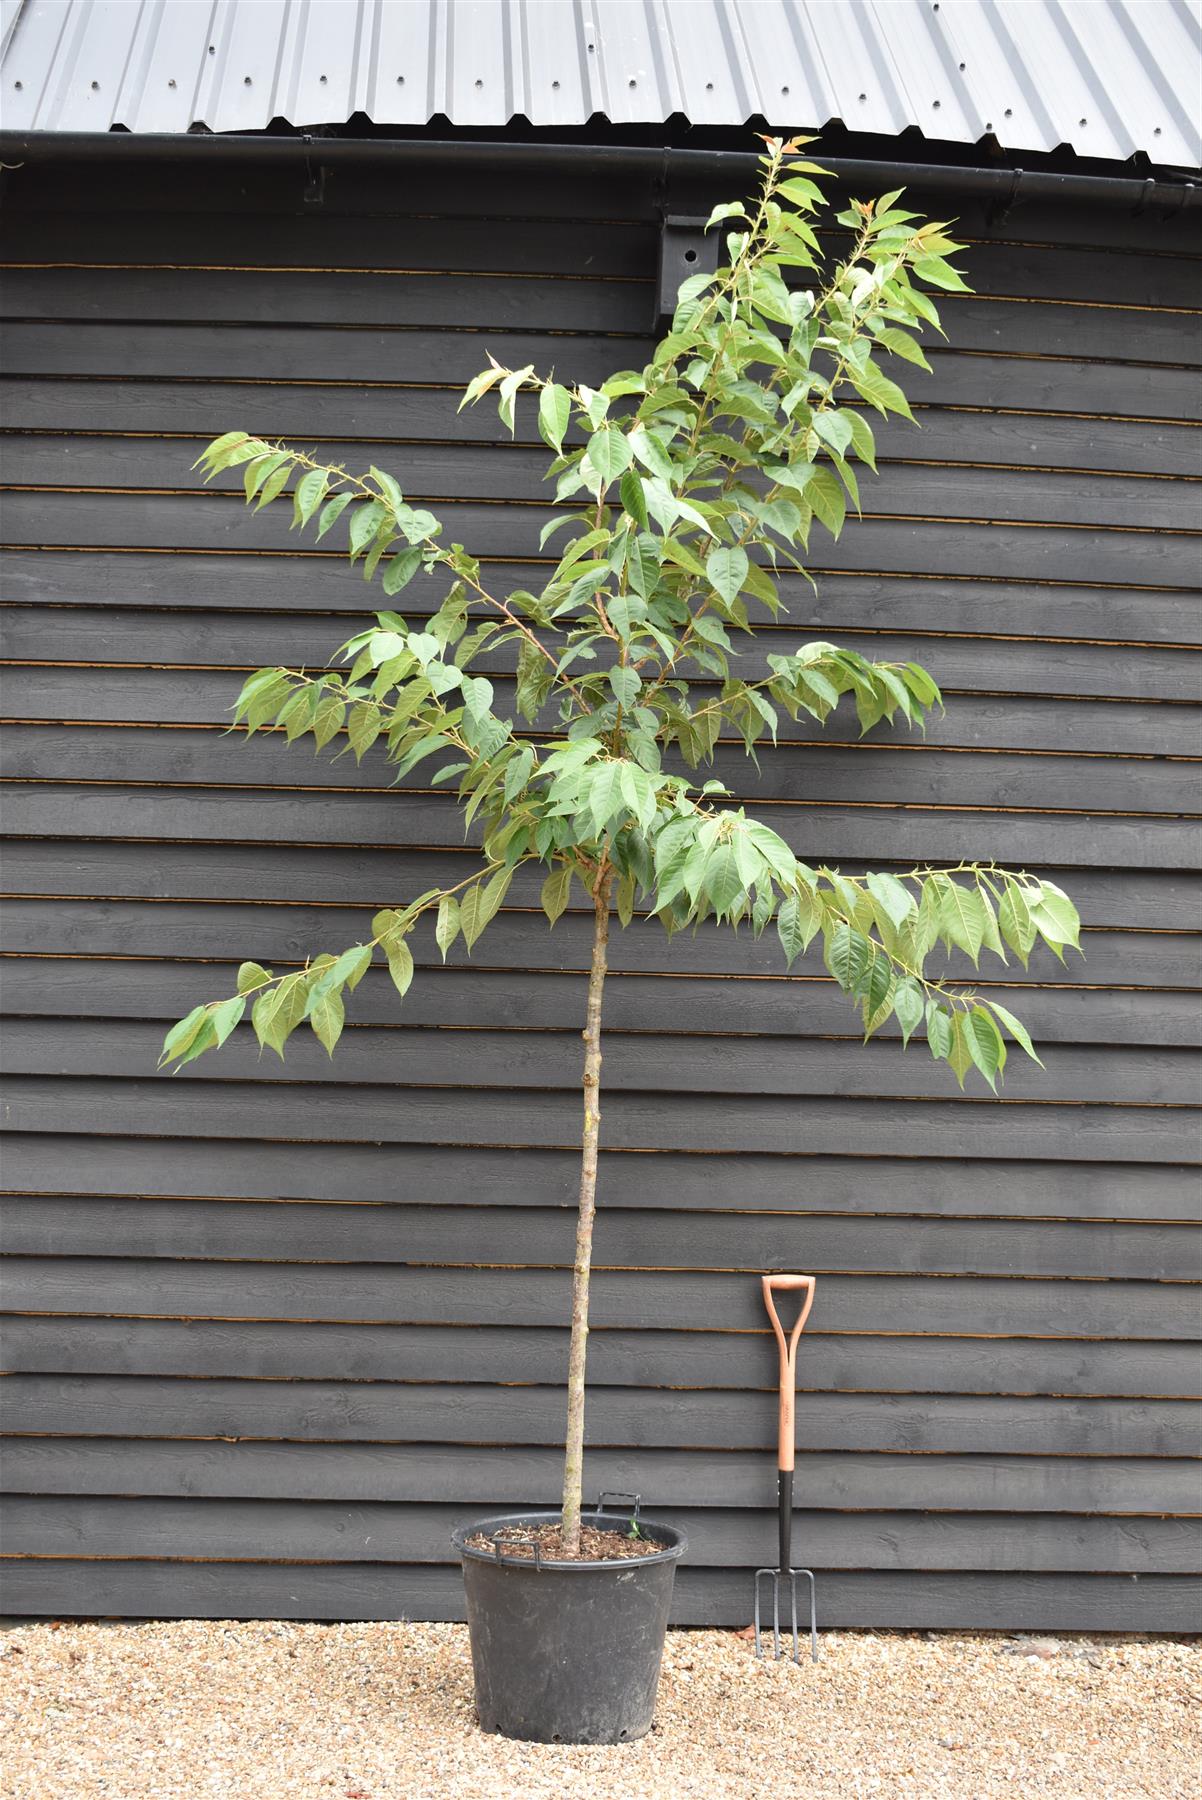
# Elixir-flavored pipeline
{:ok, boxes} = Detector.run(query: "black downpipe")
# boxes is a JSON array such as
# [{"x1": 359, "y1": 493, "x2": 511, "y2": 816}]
[{"x1": 0, "y1": 129, "x2": 1197, "y2": 216}]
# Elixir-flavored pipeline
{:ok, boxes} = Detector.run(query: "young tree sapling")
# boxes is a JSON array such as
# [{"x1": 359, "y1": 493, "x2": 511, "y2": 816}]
[{"x1": 158, "y1": 138, "x2": 1081, "y2": 1555}]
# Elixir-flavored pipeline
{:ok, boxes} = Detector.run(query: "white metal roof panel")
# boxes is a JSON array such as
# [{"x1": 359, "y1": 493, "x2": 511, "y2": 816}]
[{"x1": 3, "y1": 0, "x2": 1199, "y2": 168}]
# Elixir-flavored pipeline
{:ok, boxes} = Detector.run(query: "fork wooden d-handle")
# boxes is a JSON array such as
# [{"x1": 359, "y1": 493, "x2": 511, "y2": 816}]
[{"x1": 761, "y1": 1273, "x2": 816, "y2": 1476}]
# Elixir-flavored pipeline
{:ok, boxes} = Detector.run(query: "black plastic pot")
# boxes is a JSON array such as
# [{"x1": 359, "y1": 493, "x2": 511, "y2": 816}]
[{"x1": 452, "y1": 1503, "x2": 688, "y2": 1744}]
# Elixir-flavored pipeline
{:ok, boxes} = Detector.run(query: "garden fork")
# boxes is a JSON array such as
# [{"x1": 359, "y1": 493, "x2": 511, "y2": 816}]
[{"x1": 754, "y1": 1272, "x2": 819, "y2": 1664}]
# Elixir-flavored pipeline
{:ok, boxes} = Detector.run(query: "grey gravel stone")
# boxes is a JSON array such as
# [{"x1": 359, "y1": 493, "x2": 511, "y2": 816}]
[{"x1": 1, "y1": 1619, "x2": 1198, "y2": 1799}]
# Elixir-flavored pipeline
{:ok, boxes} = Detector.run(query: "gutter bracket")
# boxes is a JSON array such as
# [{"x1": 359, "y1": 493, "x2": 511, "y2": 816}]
[
  {"x1": 985, "y1": 167, "x2": 1023, "y2": 226},
  {"x1": 657, "y1": 212, "x2": 720, "y2": 325},
  {"x1": 302, "y1": 135, "x2": 326, "y2": 208}
]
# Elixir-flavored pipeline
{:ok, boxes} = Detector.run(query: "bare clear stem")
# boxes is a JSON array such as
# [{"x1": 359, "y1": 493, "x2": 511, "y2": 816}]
[{"x1": 560, "y1": 864, "x2": 613, "y2": 1553}]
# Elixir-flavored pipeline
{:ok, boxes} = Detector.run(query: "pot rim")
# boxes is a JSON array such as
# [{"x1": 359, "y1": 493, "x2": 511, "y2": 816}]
[{"x1": 452, "y1": 1508, "x2": 688, "y2": 1571}]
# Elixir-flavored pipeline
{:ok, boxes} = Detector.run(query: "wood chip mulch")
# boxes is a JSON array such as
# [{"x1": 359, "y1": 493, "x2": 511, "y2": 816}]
[{"x1": 464, "y1": 1520, "x2": 657, "y2": 1561}]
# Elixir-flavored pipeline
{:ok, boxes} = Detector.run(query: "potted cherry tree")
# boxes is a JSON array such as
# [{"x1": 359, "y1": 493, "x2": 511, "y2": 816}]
[{"x1": 158, "y1": 138, "x2": 1079, "y2": 1743}]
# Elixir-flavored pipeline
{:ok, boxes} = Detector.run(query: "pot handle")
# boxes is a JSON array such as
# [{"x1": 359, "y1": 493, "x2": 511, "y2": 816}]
[
  {"x1": 594, "y1": 1490, "x2": 642, "y2": 1525},
  {"x1": 487, "y1": 1527, "x2": 543, "y2": 1569},
  {"x1": 762, "y1": 1274, "x2": 817, "y2": 1473}
]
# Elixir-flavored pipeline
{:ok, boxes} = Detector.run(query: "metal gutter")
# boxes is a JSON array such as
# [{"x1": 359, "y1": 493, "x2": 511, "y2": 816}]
[{"x1": 0, "y1": 131, "x2": 1197, "y2": 216}]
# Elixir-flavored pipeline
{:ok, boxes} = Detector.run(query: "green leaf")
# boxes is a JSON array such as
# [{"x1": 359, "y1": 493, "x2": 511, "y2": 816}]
[
  {"x1": 312, "y1": 693, "x2": 345, "y2": 751},
  {"x1": 609, "y1": 665, "x2": 642, "y2": 709},
  {"x1": 459, "y1": 365, "x2": 505, "y2": 410},
  {"x1": 459, "y1": 885, "x2": 486, "y2": 952},
  {"x1": 628, "y1": 424, "x2": 675, "y2": 483},
  {"x1": 947, "y1": 1013, "x2": 974, "y2": 1088},
  {"x1": 776, "y1": 890, "x2": 820, "y2": 968},
  {"x1": 914, "y1": 253, "x2": 971, "y2": 292},
  {"x1": 244, "y1": 450, "x2": 289, "y2": 501},
  {"x1": 382, "y1": 547, "x2": 423, "y2": 595},
  {"x1": 937, "y1": 878, "x2": 986, "y2": 963},
  {"x1": 585, "y1": 427, "x2": 632, "y2": 486},
  {"x1": 705, "y1": 201, "x2": 747, "y2": 229},
  {"x1": 385, "y1": 937, "x2": 414, "y2": 1000},
  {"x1": 998, "y1": 880, "x2": 1037, "y2": 966},
  {"x1": 312, "y1": 944, "x2": 373, "y2": 1000},
  {"x1": 369, "y1": 466, "x2": 405, "y2": 512},
  {"x1": 347, "y1": 702, "x2": 382, "y2": 762},
  {"x1": 540, "y1": 865, "x2": 573, "y2": 927},
  {"x1": 169, "y1": 1014, "x2": 219, "y2": 1070},
  {"x1": 619, "y1": 468, "x2": 649, "y2": 529},
  {"x1": 435, "y1": 895, "x2": 461, "y2": 959},
  {"x1": 866, "y1": 871, "x2": 915, "y2": 932},
  {"x1": 159, "y1": 1003, "x2": 210, "y2": 1067},
  {"x1": 586, "y1": 763, "x2": 626, "y2": 836},
  {"x1": 310, "y1": 987, "x2": 345, "y2": 1056},
  {"x1": 851, "y1": 359, "x2": 915, "y2": 422},
  {"x1": 812, "y1": 411, "x2": 854, "y2": 458},
  {"x1": 859, "y1": 943, "x2": 893, "y2": 1017},
  {"x1": 236, "y1": 962, "x2": 271, "y2": 996},
  {"x1": 293, "y1": 468, "x2": 328, "y2": 527},
  {"x1": 618, "y1": 760, "x2": 657, "y2": 830},
  {"x1": 805, "y1": 468, "x2": 846, "y2": 538},
  {"x1": 701, "y1": 842, "x2": 744, "y2": 918},
  {"x1": 538, "y1": 382, "x2": 573, "y2": 452},
  {"x1": 845, "y1": 410, "x2": 877, "y2": 471},
  {"x1": 925, "y1": 1001, "x2": 953, "y2": 1061},
  {"x1": 1029, "y1": 881, "x2": 1082, "y2": 952},
  {"x1": 252, "y1": 976, "x2": 308, "y2": 1059},
  {"x1": 616, "y1": 873, "x2": 636, "y2": 928},
  {"x1": 984, "y1": 997, "x2": 1044, "y2": 1067},
  {"x1": 625, "y1": 534, "x2": 661, "y2": 601},
  {"x1": 963, "y1": 1006, "x2": 1004, "y2": 1090},
  {"x1": 892, "y1": 979, "x2": 925, "y2": 1048},
  {"x1": 705, "y1": 545, "x2": 749, "y2": 606},
  {"x1": 316, "y1": 491, "x2": 354, "y2": 541},
  {"x1": 875, "y1": 326, "x2": 930, "y2": 370},
  {"x1": 824, "y1": 923, "x2": 870, "y2": 993},
  {"x1": 209, "y1": 994, "x2": 246, "y2": 1048},
  {"x1": 349, "y1": 501, "x2": 390, "y2": 560}
]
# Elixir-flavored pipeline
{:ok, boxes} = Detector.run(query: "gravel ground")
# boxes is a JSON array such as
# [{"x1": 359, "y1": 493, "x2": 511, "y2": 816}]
[{"x1": 2, "y1": 1619, "x2": 1198, "y2": 1800}]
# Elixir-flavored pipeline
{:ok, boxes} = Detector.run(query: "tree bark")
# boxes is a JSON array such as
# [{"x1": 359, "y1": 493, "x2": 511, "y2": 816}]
[{"x1": 560, "y1": 865, "x2": 612, "y2": 1554}]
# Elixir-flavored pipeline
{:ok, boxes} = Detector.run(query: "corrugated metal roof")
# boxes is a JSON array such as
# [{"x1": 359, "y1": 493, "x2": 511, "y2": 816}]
[{"x1": 3, "y1": 0, "x2": 1199, "y2": 169}]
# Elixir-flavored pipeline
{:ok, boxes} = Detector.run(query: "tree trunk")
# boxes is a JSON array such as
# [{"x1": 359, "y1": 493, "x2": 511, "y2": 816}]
[{"x1": 560, "y1": 866, "x2": 612, "y2": 1554}]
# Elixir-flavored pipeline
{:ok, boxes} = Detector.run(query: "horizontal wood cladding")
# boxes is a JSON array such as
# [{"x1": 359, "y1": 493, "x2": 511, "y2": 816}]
[
  {"x1": 6, "y1": 1019, "x2": 1199, "y2": 1106},
  {"x1": 5, "y1": 1134, "x2": 1199, "y2": 1219},
  {"x1": 11, "y1": 657, "x2": 1201, "y2": 732},
  {"x1": 5, "y1": 1374, "x2": 1196, "y2": 1456},
  {"x1": 5, "y1": 1497, "x2": 1197, "y2": 1574},
  {"x1": 2, "y1": 164, "x2": 1200, "y2": 1629},
  {"x1": 10, "y1": 436, "x2": 1200, "y2": 531},
  {"x1": 3, "y1": 391, "x2": 1200, "y2": 482},
  {"x1": 2, "y1": 204, "x2": 1196, "y2": 300},
  {"x1": 6, "y1": 1438, "x2": 1197, "y2": 1516},
  {"x1": 4, "y1": 846, "x2": 1193, "y2": 927},
  {"x1": 5, "y1": 1561, "x2": 1198, "y2": 1630},
  {"x1": 1, "y1": 289, "x2": 1195, "y2": 367},
  {"x1": 6, "y1": 493, "x2": 1199, "y2": 588},
  {"x1": 5, "y1": 1076, "x2": 1197, "y2": 1162},
  {"x1": 5, "y1": 332, "x2": 1202, "y2": 418},
  {"x1": 5, "y1": 724, "x2": 1196, "y2": 814},
  {"x1": 5, "y1": 1196, "x2": 1198, "y2": 1279},
  {"x1": 6, "y1": 1260, "x2": 1197, "y2": 1340},
  {"x1": 6, "y1": 1317, "x2": 1197, "y2": 1398},
  {"x1": 4, "y1": 785, "x2": 1197, "y2": 873},
  {"x1": 5, "y1": 958, "x2": 1199, "y2": 1048}
]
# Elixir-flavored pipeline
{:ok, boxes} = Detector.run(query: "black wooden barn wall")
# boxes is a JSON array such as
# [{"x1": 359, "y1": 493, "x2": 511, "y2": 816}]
[{"x1": 0, "y1": 148, "x2": 1199, "y2": 1629}]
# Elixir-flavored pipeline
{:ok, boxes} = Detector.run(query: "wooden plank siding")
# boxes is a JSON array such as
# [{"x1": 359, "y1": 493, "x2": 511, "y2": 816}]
[{"x1": 0, "y1": 151, "x2": 1199, "y2": 1630}]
